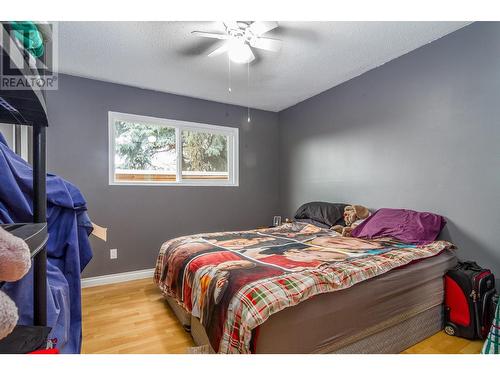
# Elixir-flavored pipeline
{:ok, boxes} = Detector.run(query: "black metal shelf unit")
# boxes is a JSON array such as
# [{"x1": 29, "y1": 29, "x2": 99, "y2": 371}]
[
  {"x1": 0, "y1": 223, "x2": 48, "y2": 259},
  {"x1": 0, "y1": 23, "x2": 49, "y2": 328}
]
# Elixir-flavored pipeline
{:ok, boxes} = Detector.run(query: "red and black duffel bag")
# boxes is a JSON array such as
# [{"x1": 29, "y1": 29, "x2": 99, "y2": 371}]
[{"x1": 444, "y1": 261, "x2": 497, "y2": 340}]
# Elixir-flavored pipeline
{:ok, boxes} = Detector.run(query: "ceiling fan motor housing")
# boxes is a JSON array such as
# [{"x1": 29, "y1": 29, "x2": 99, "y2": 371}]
[{"x1": 226, "y1": 22, "x2": 256, "y2": 44}]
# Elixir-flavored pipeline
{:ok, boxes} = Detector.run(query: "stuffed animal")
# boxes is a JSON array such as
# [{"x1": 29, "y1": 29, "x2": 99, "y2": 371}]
[
  {"x1": 0, "y1": 226, "x2": 31, "y2": 340},
  {"x1": 331, "y1": 204, "x2": 370, "y2": 237}
]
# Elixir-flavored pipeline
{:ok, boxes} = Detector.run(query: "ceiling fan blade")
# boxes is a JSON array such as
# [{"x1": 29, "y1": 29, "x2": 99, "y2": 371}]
[
  {"x1": 248, "y1": 21, "x2": 278, "y2": 36},
  {"x1": 250, "y1": 37, "x2": 282, "y2": 52},
  {"x1": 207, "y1": 42, "x2": 230, "y2": 57},
  {"x1": 223, "y1": 21, "x2": 239, "y2": 30},
  {"x1": 247, "y1": 44, "x2": 255, "y2": 64},
  {"x1": 247, "y1": 47, "x2": 255, "y2": 63},
  {"x1": 191, "y1": 31, "x2": 229, "y2": 40}
]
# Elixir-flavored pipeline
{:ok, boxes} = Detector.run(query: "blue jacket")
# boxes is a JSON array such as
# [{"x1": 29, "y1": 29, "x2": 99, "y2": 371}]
[{"x1": 0, "y1": 132, "x2": 93, "y2": 353}]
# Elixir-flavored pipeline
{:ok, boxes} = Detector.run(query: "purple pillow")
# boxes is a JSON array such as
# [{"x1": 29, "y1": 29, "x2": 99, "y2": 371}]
[{"x1": 351, "y1": 208, "x2": 446, "y2": 244}]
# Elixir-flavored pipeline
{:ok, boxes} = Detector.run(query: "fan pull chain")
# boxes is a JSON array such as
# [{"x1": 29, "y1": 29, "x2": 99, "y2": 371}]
[{"x1": 247, "y1": 61, "x2": 251, "y2": 123}]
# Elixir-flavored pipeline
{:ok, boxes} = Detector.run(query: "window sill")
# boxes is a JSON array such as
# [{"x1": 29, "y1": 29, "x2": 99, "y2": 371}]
[{"x1": 108, "y1": 181, "x2": 239, "y2": 187}]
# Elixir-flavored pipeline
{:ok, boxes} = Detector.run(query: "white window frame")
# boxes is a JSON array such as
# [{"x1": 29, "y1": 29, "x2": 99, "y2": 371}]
[{"x1": 108, "y1": 111, "x2": 239, "y2": 187}]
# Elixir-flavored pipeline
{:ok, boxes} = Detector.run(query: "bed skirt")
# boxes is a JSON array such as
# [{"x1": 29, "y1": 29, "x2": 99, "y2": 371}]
[
  {"x1": 189, "y1": 304, "x2": 443, "y2": 354},
  {"x1": 165, "y1": 295, "x2": 191, "y2": 330}
]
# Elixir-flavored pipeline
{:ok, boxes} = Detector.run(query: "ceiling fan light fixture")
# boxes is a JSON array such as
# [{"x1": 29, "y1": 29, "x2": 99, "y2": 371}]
[{"x1": 228, "y1": 41, "x2": 254, "y2": 64}]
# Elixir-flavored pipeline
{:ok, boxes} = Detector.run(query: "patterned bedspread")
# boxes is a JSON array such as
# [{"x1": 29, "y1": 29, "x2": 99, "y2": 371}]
[{"x1": 154, "y1": 222, "x2": 453, "y2": 353}]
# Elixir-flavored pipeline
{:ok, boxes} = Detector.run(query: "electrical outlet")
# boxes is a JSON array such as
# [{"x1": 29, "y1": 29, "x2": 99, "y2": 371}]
[{"x1": 110, "y1": 248, "x2": 118, "y2": 259}]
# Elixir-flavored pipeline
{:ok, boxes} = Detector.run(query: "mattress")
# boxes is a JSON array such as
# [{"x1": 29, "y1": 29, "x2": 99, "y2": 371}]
[
  {"x1": 155, "y1": 221, "x2": 454, "y2": 353},
  {"x1": 190, "y1": 250, "x2": 456, "y2": 353}
]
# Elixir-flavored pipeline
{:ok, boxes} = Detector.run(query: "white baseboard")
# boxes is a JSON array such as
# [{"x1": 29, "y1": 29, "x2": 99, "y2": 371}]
[{"x1": 81, "y1": 268, "x2": 155, "y2": 288}]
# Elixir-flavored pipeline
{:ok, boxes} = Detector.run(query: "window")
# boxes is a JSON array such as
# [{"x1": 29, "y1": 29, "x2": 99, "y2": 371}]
[
  {"x1": 108, "y1": 112, "x2": 238, "y2": 186},
  {"x1": 0, "y1": 123, "x2": 29, "y2": 162}
]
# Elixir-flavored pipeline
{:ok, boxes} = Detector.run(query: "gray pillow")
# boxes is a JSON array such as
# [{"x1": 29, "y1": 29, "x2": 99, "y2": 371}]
[{"x1": 294, "y1": 202, "x2": 348, "y2": 228}]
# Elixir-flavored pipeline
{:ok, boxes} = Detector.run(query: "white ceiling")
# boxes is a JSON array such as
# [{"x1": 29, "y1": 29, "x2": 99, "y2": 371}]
[{"x1": 57, "y1": 21, "x2": 469, "y2": 112}]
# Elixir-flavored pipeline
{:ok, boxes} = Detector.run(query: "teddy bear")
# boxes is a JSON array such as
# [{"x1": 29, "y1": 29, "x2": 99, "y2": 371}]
[
  {"x1": 0, "y1": 226, "x2": 31, "y2": 340},
  {"x1": 331, "y1": 204, "x2": 370, "y2": 237}
]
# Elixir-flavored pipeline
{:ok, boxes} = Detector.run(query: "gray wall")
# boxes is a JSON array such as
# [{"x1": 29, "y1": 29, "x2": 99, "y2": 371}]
[
  {"x1": 279, "y1": 22, "x2": 500, "y2": 275},
  {"x1": 46, "y1": 74, "x2": 280, "y2": 277}
]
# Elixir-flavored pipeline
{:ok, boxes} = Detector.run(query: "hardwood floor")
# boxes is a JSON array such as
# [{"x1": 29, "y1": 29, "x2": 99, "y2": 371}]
[
  {"x1": 401, "y1": 331, "x2": 483, "y2": 354},
  {"x1": 81, "y1": 278, "x2": 193, "y2": 353},
  {"x1": 81, "y1": 278, "x2": 484, "y2": 354}
]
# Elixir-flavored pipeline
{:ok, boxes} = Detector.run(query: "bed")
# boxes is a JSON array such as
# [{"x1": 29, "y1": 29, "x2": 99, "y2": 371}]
[{"x1": 154, "y1": 219, "x2": 456, "y2": 354}]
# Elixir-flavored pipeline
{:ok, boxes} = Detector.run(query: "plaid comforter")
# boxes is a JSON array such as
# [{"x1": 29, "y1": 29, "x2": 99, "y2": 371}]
[{"x1": 154, "y1": 222, "x2": 453, "y2": 353}]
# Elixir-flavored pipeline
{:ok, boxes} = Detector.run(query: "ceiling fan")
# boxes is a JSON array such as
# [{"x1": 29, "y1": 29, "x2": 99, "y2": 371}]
[{"x1": 191, "y1": 21, "x2": 282, "y2": 64}]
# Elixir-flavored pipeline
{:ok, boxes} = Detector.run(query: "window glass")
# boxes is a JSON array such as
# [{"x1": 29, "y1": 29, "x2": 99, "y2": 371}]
[
  {"x1": 113, "y1": 120, "x2": 176, "y2": 183},
  {"x1": 181, "y1": 130, "x2": 228, "y2": 180}
]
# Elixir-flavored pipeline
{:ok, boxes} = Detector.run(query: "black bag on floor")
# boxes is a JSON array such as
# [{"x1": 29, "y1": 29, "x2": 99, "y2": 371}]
[{"x1": 444, "y1": 261, "x2": 496, "y2": 340}]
